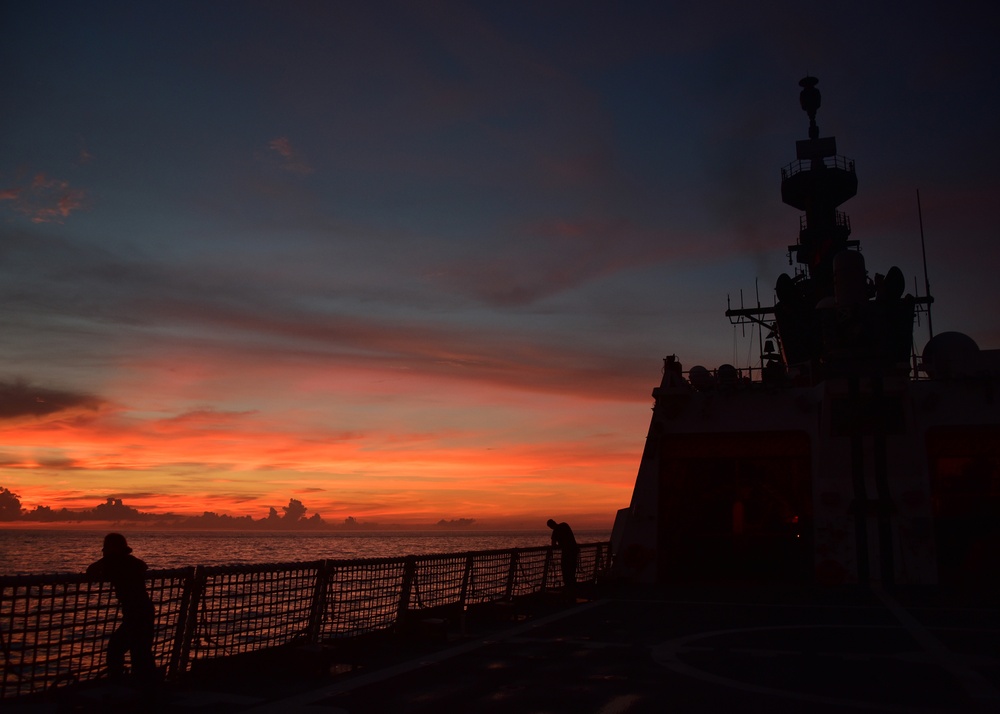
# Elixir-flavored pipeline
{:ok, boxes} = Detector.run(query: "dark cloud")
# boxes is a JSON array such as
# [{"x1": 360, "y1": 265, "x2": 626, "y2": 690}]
[
  {"x1": 0, "y1": 381, "x2": 103, "y2": 420},
  {"x1": 37, "y1": 457, "x2": 83, "y2": 470}
]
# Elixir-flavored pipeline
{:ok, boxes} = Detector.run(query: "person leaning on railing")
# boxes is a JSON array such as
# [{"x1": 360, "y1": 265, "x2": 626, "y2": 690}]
[
  {"x1": 546, "y1": 519, "x2": 580, "y2": 593},
  {"x1": 86, "y1": 533, "x2": 159, "y2": 687}
]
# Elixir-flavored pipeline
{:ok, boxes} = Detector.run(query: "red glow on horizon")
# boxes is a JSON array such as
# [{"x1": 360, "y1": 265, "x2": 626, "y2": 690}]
[{"x1": 0, "y1": 360, "x2": 648, "y2": 528}]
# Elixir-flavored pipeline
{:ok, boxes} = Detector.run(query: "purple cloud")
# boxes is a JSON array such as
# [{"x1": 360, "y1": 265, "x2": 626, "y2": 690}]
[
  {"x1": 267, "y1": 137, "x2": 313, "y2": 174},
  {"x1": 0, "y1": 172, "x2": 85, "y2": 223}
]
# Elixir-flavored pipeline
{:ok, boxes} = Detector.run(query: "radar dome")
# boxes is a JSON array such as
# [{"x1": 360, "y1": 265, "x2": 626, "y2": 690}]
[
  {"x1": 717, "y1": 364, "x2": 738, "y2": 387},
  {"x1": 688, "y1": 365, "x2": 715, "y2": 392},
  {"x1": 922, "y1": 331, "x2": 980, "y2": 379}
]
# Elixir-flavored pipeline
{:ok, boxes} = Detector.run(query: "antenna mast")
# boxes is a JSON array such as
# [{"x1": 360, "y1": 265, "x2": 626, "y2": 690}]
[{"x1": 917, "y1": 189, "x2": 934, "y2": 338}]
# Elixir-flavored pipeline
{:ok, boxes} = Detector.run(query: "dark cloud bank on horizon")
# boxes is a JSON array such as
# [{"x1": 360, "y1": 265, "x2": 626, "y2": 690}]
[{"x1": 0, "y1": 488, "x2": 477, "y2": 530}]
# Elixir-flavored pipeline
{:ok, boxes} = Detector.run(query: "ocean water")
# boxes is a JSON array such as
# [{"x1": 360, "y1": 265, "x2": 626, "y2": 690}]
[{"x1": 0, "y1": 528, "x2": 611, "y2": 576}]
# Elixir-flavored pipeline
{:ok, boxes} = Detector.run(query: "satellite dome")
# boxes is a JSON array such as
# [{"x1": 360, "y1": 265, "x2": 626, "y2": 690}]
[
  {"x1": 688, "y1": 365, "x2": 715, "y2": 392},
  {"x1": 717, "y1": 364, "x2": 738, "y2": 387},
  {"x1": 922, "y1": 331, "x2": 980, "y2": 379}
]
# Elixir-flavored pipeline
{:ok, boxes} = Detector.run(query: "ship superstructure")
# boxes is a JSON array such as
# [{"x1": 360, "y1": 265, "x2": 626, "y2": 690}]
[{"x1": 611, "y1": 78, "x2": 1000, "y2": 587}]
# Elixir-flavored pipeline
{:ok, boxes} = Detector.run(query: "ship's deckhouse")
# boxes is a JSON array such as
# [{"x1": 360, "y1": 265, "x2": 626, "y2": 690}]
[{"x1": 611, "y1": 79, "x2": 1000, "y2": 589}]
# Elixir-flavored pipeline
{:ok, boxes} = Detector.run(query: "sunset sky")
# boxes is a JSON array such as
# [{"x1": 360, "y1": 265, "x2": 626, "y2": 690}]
[{"x1": 2, "y1": 1, "x2": 998, "y2": 528}]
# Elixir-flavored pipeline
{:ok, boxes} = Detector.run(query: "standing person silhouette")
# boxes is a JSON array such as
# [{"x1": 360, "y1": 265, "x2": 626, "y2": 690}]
[
  {"x1": 547, "y1": 519, "x2": 579, "y2": 593},
  {"x1": 86, "y1": 533, "x2": 158, "y2": 686}
]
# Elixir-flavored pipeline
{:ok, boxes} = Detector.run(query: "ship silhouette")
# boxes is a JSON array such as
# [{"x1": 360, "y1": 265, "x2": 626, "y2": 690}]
[{"x1": 611, "y1": 77, "x2": 1000, "y2": 589}]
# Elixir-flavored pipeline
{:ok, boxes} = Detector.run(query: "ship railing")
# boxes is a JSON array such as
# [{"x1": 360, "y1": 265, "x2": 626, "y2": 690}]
[
  {"x1": 0, "y1": 568, "x2": 193, "y2": 701},
  {"x1": 0, "y1": 541, "x2": 611, "y2": 700},
  {"x1": 671, "y1": 359, "x2": 927, "y2": 391},
  {"x1": 781, "y1": 154, "x2": 855, "y2": 180}
]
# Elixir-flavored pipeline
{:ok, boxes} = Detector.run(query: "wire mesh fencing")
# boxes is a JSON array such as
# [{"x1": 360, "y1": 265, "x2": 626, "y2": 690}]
[
  {"x1": 2, "y1": 542, "x2": 610, "y2": 700},
  {"x1": 184, "y1": 561, "x2": 324, "y2": 664},
  {"x1": 0, "y1": 568, "x2": 192, "y2": 700},
  {"x1": 316, "y1": 557, "x2": 408, "y2": 640}
]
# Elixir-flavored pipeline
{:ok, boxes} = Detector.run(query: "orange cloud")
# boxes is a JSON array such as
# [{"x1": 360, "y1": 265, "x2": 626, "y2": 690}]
[{"x1": 0, "y1": 358, "x2": 646, "y2": 528}]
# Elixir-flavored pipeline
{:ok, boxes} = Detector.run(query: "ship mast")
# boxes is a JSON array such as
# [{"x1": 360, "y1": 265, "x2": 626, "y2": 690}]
[
  {"x1": 727, "y1": 77, "x2": 924, "y2": 385},
  {"x1": 780, "y1": 76, "x2": 858, "y2": 301}
]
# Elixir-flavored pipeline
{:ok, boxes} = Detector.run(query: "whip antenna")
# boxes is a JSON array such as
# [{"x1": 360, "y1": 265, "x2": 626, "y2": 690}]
[{"x1": 917, "y1": 189, "x2": 933, "y2": 338}]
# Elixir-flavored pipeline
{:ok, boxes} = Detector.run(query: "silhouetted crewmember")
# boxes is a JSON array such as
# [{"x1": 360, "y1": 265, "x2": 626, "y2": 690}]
[
  {"x1": 86, "y1": 533, "x2": 158, "y2": 685},
  {"x1": 547, "y1": 519, "x2": 579, "y2": 591}
]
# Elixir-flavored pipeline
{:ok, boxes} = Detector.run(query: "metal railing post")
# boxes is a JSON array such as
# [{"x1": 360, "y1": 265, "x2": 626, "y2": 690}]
[
  {"x1": 504, "y1": 550, "x2": 519, "y2": 602},
  {"x1": 395, "y1": 556, "x2": 416, "y2": 628},
  {"x1": 174, "y1": 566, "x2": 206, "y2": 680},
  {"x1": 166, "y1": 567, "x2": 196, "y2": 681},
  {"x1": 458, "y1": 554, "x2": 474, "y2": 609},
  {"x1": 458, "y1": 554, "x2": 474, "y2": 634},
  {"x1": 307, "y1": 561, "x2": 331, "y2": 645}
]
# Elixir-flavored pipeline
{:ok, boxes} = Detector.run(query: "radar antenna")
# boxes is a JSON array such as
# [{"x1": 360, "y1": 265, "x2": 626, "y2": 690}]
[{"x1": 798, "y1": 76, "x2": 821, "y2": 139}]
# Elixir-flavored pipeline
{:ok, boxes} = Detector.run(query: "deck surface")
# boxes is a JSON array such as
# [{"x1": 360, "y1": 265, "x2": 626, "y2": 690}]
[{"x1": 10, "y1": 583, "x2": 1000, "y2": 713}]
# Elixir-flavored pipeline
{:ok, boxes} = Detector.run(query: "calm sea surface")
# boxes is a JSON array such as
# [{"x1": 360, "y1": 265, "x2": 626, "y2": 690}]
[{"x1": 0, "y1": 528, "x2": 611, "y2": 576}]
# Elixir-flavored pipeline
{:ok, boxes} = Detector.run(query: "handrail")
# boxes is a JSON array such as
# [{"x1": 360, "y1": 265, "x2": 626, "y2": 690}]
[
  {"x1": 0, "y1": 542, "x2": 611, "y2": 700},
  {"x1": 781, "y1": 154, "x2": 855, "y2": 180}
]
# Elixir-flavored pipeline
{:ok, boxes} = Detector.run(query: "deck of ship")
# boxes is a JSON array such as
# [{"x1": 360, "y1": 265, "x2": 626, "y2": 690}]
[{"x1": 12, "y1": 582, "x2": 999, "y2": 713}]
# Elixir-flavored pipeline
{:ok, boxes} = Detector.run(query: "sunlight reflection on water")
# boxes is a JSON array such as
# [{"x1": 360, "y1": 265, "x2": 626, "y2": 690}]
[{"x1": 0, "y1": 529, "x2": 610, "y2": 575}]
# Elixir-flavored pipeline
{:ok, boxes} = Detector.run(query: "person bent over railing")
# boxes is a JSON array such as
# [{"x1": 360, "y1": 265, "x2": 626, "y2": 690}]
[{"x1": 86, "y1": 533, "x2": 159, "y2": 688}]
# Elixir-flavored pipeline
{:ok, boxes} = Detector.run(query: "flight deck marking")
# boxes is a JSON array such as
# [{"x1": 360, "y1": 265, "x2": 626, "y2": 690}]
[
  {"x1": 873, "y1": 585, "x2": 1000, "y2": 706},
  {"x1": 652, "y1": 623, "x2": 997, "y2": 713},
  {"x1": 243, "y1": 601, "x2": 605, "y2": 713}
]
